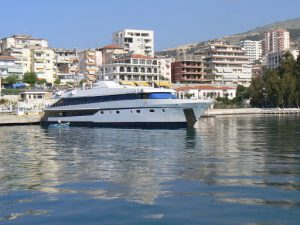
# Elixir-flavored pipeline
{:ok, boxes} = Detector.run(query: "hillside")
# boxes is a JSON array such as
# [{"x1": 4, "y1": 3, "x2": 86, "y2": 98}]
[{"x1": 156, "y1": 18, "x2": 300, "y2": 57}]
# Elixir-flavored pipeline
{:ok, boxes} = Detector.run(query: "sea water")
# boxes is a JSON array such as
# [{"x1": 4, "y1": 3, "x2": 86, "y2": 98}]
[{"x1": 0, "y1": 115, "x2": 300, "y2": 224}]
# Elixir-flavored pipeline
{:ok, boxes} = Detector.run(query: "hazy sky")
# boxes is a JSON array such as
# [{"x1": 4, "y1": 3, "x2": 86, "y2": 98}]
[{"x1": 1, "y1": 0, "x2": 300, "y2": 50}]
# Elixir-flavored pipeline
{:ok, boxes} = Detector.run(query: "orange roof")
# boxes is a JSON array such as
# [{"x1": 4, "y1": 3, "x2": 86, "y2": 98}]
[
  {"x1": 99, "y1": 44, "x2": 123, "y2": 50},
  {"x1": 130, "y1": 54, "x2": 154, "y2": 59},
  {"x1": 175, "y1": 85, "x2": 236, "y2": 92},
  {"x1": 0, "y1": 55, "x2": 17, "y2": 61}
]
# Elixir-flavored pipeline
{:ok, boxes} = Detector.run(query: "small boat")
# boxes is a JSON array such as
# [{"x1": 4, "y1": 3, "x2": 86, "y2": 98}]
[{"x1": 49, "y1": 122, "x2": 70, "y2": 128}]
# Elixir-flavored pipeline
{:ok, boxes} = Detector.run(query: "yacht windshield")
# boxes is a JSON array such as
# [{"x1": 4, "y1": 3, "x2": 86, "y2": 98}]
[{"x1": 148, "y1": 93, "x2": 177, "y2": 99}]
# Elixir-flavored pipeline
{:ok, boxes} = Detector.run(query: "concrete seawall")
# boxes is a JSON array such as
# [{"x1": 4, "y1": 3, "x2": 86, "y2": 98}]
[
  {"x1": 202, "y1": 108, "x2": 300, "y2": 117},
  {"x1": 0, "y1": 114, "x2": 41, "y2": 125}
]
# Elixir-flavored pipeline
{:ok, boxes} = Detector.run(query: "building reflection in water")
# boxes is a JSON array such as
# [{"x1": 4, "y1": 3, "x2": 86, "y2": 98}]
[{"x1": 0, "y1": 115, "x2": 300, "y2": 206}]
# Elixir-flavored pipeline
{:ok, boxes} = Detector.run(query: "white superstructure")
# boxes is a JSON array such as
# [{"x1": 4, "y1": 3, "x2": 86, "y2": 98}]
[
  {"x1": 112, "y1": 29, "x2": 154, "y2": 56},
  {"x1": 42, "y1": 81, "x2": 212, "y2": 128}
]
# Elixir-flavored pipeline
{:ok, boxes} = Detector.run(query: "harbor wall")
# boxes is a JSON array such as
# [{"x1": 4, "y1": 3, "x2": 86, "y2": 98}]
[{"x1": 202, "y1": 108, "x2": 300, "y2": 117}]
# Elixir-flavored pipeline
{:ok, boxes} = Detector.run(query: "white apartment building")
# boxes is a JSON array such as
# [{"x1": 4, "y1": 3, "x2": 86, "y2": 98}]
[
  {"x1": 98, "y1": 54, "x2": 161, "y2": 82},
  {"x1": 112, "y1": 29, "x2": 154, "y2": 56},
  {"x1": 266, "y1": 49, "x2": 299, "y2": 70},
  {"x1": 204, "y1": 42, "x2": 252, "y2": 86},
  {"x1": 0, "y1": 55, "x2": 23, "y2": 78},
  {"x1": 31, "y1": 48, "x2": 57, "y2": 83},
  {"x1": 262, "y1": 29, "x2": 290, "y2": 55},
  {"x1": 239, "y1": 40, "x2": 262, "y2": 63}
]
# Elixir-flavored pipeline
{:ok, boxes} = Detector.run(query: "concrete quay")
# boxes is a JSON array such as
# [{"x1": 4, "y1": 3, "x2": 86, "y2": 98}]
[
  {"x1": 202, "y1": 108, "x2": 300, "y2": 117},
  {"x1": 0, "y1": 114, "x2": 41, "y2": 125}
]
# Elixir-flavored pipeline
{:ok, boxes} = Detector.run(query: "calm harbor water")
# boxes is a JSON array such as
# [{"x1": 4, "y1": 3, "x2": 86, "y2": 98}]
[{"x1": 0, "y1": 115, "x2": 300, "y2": 225}]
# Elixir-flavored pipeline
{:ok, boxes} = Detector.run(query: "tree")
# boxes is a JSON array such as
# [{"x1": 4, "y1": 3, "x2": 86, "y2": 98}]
[
  {"x1": 235, "y1": 85, "x2": 249, "y2": 104},
  {"x1": 4, "y1": 75, "x2": 18, "y2": 85},
  {"x1": 248, "y1": 76, "x2": 266, "y2": 107},
  {"x1": 54, "y1": 78, "x2": 61, "y2": 86},
  {"x1": 23, "y1": 72, "x2": 37, "y2": 86}
]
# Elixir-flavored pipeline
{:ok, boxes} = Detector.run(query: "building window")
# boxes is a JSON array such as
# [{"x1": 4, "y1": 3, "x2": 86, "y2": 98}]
[
  {"x1": 153, "y1": 68, "x2": 157, "y2": 73},
  {"x1": 147, "y1": 68, "x2": 152, "y2": 73},
  {"x1": 120, "y1": 66, "x2": 124, "y2": 72},
  {"x1": 127, "y1": 67, "x2": 131, "y2": 72},
  {"x1": 136, "y1": 110, "x2": 140, "y2": 113},
  {"x1": 116, "y1": 111, "x2": 120, "y2": 114},
  {"x1": 149, "y1": 109, "x2": 154, "y2": 112},
  {"x1": 134, "y1": 67, "x2": 139, "y2": 72},
  {"x1": 141, "y1": 67, "x2": 145, "y2": 73}
]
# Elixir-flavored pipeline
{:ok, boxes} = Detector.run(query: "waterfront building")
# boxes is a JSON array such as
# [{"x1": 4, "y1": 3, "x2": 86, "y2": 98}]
[
  {"x1": 112, "y1": 29, "x2": 154, "y2": 56},
  {"x1": 175, "y1": 85, "x2": 236, "y2": 100},
  {"x1": 78, "y1": 49, "x2": 102, "y2": 81},
  {"x1": 55, "y1": 48, "x2": 79, "y2": 83},
  {"x1": 266, "y1": 49, "x2": 299, "y2": 70},
  {"x1": 204, "y1": 42, "x2": 252, "y2": 86},
  {"x1": 0, "y1": 55, "x2": 23, "y2": 79},
  {"x1": 262, "y1": 29, "x2": 290, "y2": 55},
  {"x1": 98, "y1": 54, "x2": 162, "y2": 84},
  {"x1": 171, "y1": 55, "x2": 207, "y2": 84},
  {"x1": 30, "y1": 48, "x2": 57, "y2": 83},
  {"x1": 239, "y1": 40, "x2": 262, "y2": 63}
]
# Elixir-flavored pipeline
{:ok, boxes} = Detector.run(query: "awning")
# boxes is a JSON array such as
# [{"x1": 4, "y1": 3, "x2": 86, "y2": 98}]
[
  {"x1": 119, "y1": 81, "x2": 136, "y2": 86},
  {"x1": 134, "y1": 81, "x2": 150, "y2": 86},
  {"x1": 154, "y1": 81, "x2": 172, "y2": 88}
]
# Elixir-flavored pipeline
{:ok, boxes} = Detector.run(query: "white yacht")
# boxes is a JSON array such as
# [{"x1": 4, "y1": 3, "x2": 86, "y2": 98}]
[{"x1": 41, "y1": 81, "x2": 213, "y2": 128}]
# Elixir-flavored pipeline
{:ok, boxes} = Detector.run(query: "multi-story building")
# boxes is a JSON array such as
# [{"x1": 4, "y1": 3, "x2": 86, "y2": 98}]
[
  {"x1": 98, "y1": 54, "x2": 161, "y2": 83},
  {"x1": 0, "y1": 35, "x2": 57, "y2": 83},
  {"x1": 204, "y1": 41, "x2": 252, "y2": 86},
  {"x1": 31, "y1": 48, "x2": 57, "y2": 83},
  {"x1": 55, "y1": 48, "x2": 79, "y2": 83},
  {"x1": 0, "y1": 34, "x2": 48, "y2": 51},
  {"x1": 78, "y1": 49, "x2": 101, "y2": 81},
  {"x1": 96, "y1": 44, "x2": 128, "y2": 65},
  {"x1": 1, "y1": 48, "x2": 31, "y2": 74},
  {"x1": 112, "y1": 29, "x2": 154, "y2": 56},
  {"x1": 158, "y1": 57, "x2": 173, "y2": 81},
  {"x1": 239, "y1": 40, "x2": 262, "y2": 63},
  {"x1": 266, "y1": 49, "x2": 299, "y2": 70},
  {"x1": 0, "y1": 55, "x2": 23, "y2": 79},
  {"x1": 171, "y1": 55, "x2": 206, "y2": 83},
  {"x1": 262, "y1": 29, "x2": 290, "y2": 55}
]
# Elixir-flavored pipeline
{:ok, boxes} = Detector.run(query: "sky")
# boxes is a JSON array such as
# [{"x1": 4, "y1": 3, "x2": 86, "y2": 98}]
[{"x1": 1, "y1": 0, "x2": 300, "y2": 50}]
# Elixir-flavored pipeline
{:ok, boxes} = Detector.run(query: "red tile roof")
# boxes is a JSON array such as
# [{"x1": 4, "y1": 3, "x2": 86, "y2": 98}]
[
  {"x1": 0, "y1": 55, "x2": 17, "y2": 61},
  {"x1": 175, "y1": 85, "x2": 236, "y2": 92},
  {"x1": 130, "y1": 54, "x2": 154, "y2": 59},
  {"x1": 99, "y1": 44, "x2": 123, "y2": 50}
]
